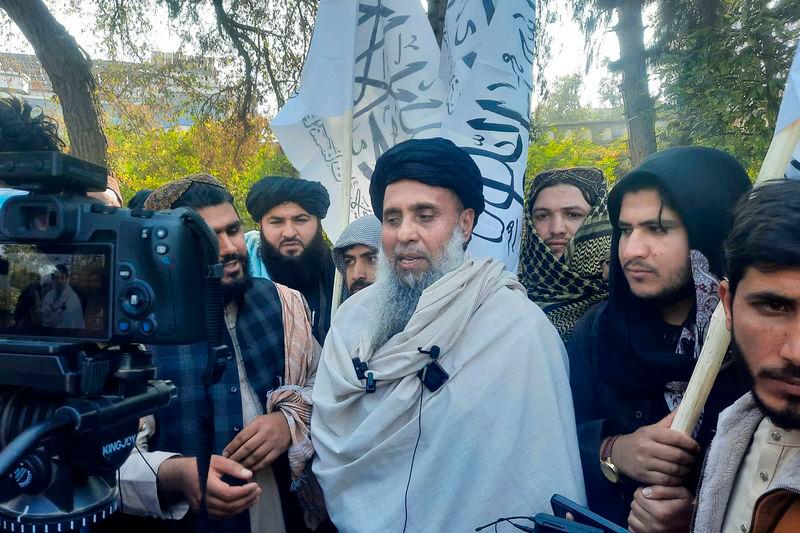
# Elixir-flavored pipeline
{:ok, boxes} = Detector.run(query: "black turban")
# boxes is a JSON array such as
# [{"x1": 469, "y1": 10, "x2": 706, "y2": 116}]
[
  {"x1": 369, "y1": 137, "x2": 485, "y2": 223},
  {"x1": 246, "y1": 176, "x2": 331, "y2": 222}
]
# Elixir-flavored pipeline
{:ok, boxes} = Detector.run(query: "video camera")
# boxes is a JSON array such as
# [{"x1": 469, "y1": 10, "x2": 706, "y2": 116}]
[{"x1": 0, "y1": 152, "x2": 221, "y2": 531}]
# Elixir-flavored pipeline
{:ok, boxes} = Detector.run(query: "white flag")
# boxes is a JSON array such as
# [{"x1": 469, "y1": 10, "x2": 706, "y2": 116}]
[
  {"x1": 439, "y1": 0, "x2": 534, "y2": 271},
  {"x1": 781, "y1": 44, "x2": 800, "y2": 180},
  {"x1": 272, "y1": 0, "x2": 445, "y2": 241}
]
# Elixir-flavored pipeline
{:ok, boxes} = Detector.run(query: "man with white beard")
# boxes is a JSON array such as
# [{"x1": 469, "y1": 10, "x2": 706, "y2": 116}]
[{"x1": 311, "y1": 138, "x2": 586, "y2": 533}]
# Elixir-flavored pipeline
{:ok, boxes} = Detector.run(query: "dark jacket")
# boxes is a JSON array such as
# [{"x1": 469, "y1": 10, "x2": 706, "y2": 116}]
[
  {"x1": 98, "y1": 279, "x2": 308, "y2": 533},
  {"x1": 567, "y1": 147, "x2": 752, "y2": 525},
  {"x1": 569, "y1": 301, "x2": 749, "y2": 525}
]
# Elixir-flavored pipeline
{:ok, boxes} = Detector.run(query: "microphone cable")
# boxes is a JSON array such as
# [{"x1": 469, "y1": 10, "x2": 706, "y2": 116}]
[{"x1": 401, "y1": 386, "x2": 425, "y2": 533}]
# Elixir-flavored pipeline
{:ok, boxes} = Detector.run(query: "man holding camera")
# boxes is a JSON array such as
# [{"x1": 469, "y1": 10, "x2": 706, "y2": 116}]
[{"x1": 114, "y1": 175, "x2": 324, "y2": 533}]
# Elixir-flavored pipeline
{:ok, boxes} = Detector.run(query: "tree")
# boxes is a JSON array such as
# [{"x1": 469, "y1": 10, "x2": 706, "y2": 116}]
[
  {"x1": 108, "y1": 117, "x2": 296, "y2": 221},
  {"x1": 525, "y1": 135, "x2": 631, "y2": 189},
  {"x1": 654, "y1": 0, "x2": 800, "y2": 173},
  {"x1": 568, "y1": 0, "x2": 657, "y2": 166},
  {"x1": 0, "y1": 0, "x2": 108, "y2": 166},
  {"x1": 92, "y1": 0, "x2": 317, "y2": 126}
]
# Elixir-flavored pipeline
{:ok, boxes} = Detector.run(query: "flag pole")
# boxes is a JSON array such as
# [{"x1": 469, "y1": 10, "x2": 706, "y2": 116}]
[
  {"x1": 330, "y1": 111, "x2": 354, "y2": 317},
  {"x1": 330, "y1": 0, "x2": 359, "y2": 318},
  {"x1": 671, "y1": 117, "x2": 800, "y2": 435}
]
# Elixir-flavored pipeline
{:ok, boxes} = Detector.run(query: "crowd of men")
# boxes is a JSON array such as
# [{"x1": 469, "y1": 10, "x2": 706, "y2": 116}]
[{"x1": 2, "y1": 94, "x2": 800, "y2": 533}]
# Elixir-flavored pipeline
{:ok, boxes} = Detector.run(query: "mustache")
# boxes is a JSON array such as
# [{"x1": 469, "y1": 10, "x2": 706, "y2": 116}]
[
  {"x1": 349, "y1": 278, "x2": 371, "y2": 292},
  {"x1": 391, "y1": 244, "x2": 432, "y2": 259},
  {"x1": 758, "y1": 365, "x2": 800, "y2": 383},
  {"x1": 279, "y1": 237, "x2": 305, "y2": 248},
  {"x1": 221, "y1": 252, "x2": 247, "y2": 265},
  {"x1": 623, "y1": 259, "x2": 657, "y2": 274}
]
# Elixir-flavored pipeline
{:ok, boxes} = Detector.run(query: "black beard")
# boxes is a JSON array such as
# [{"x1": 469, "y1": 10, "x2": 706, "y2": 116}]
[
  {"x1": 221, "y1": 253, "x2": 252, "y2": 305},
  {"x1": 732, "y1": 328, "x2": 800, "y2": 430},
  {"x1": 259, "y1": 229, "x2": 330, "y2": 289}
]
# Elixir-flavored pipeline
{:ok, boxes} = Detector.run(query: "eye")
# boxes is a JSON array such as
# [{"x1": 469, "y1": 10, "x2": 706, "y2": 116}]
[
  {"x1": 367, "y1": 255, "x2": 378, "y2": 264},
  {"x1": 385, "y1": 215, "x2": 400, "y2": 227},
  {"x1": 344, "y1": 257, "x2": 354, "y2": 265},
  {"x1": 567, "y1": 211, "x2": 586, "y2": 220},
  {"x1": 756, "y1": 301, "x2": 791, "y2": 315},
  {"x1": 419, "y1": 214, "x2": 434, "y2": 223},
  {"x1": 619, "y1": 226, "x2": 632, "y2": 236}
]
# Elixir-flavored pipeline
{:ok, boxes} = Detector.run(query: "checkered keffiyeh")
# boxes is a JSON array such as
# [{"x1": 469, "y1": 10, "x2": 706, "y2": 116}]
[{"x1": 519, "y1": 168, "x2": 612, "y2": 341}]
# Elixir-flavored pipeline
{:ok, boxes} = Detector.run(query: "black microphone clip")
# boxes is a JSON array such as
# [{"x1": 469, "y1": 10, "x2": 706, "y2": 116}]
[
  {"x1": 417, "y1": 345, "x2": 448, "y2": 392},
  {"x1": 353, "y1": 357, "x2": 377, "y2": 393},
  {"x1": 352, "y1": 357, "x2": 369, "y2": 380}
]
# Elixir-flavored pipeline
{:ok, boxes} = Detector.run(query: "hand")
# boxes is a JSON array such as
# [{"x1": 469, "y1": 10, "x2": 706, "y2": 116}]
[
  {"x1": 158, "y1": 455, "x2": 261, "y2": 518},
  {"x1": 611, "y1": 412, "x2": 700, "y2": 485},
  {"x1": 628, "y1": 485, "x2": 693, "y2": 533},
  {"x1": 223, "y1": 412, "x2": 291, "y2": 472}
]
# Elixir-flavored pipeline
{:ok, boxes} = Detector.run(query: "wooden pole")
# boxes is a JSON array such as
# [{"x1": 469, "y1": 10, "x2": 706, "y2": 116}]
[
  {"x1": 330, "y1": 0, "x2": 359, "y2": 318},
  {"x1": 671, "y1": 117, "x2": 800, "y2": 435},
  {"x1": 330, "y1": 109, "x2": 354, "y2": 317}
]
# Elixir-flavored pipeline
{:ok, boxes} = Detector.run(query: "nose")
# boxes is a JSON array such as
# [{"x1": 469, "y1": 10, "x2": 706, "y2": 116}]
[
  {"x1": 282, "y1": 222, "x2": 298, "y2": 239},
  {"x1": 352, "y1": 258, "x2": 369, "y2": 281},
  {"x1": 218, "y1": 232, "x2": 237, "y2": 258},
  {"x1": 779, "y1": 316, "x2": 800, "y2": 365},
  {"x1": 396, "y1": 218, "x2": 419, "y2": 244},
  {"x1": 620, "y1": 229, "x2": 648, "y2": 262},
  {"x1": 550, "y1": 213, "x2": 567, "y2": 237}
]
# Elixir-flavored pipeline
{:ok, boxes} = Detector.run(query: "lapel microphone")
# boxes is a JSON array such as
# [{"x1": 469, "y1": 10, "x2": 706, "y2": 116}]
[{"x1": 417, "y1": 345, "x2": 448, "y2": 392}]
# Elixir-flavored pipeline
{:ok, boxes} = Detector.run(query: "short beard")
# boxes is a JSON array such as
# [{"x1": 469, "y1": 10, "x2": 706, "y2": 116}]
[
  {"x1": 222, "y1": 253, "x2": 252, "y2": 305},
  {"x1": 639, "y1": 260, "x2": 694, "y2": 306},
  {"x1": 732, "y1": 328, "x2": 800, "y2": 430},
  {"x1": 260, "y1": 228, "x2": 330, "y2": 289},
  {"x1": 366, "y1": 226, "x2": 466, "y2": 352}
]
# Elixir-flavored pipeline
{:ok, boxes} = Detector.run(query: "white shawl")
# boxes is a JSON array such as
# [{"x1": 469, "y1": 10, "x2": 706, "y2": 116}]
[{"x1": 312, "y1": 257, "x2": 586, "y2": 532}]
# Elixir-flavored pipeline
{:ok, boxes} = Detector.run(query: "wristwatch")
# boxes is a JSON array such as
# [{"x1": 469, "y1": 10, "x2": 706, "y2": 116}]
[{"x1": 600, "y1": 435, "x2": 621, "y2": 484}]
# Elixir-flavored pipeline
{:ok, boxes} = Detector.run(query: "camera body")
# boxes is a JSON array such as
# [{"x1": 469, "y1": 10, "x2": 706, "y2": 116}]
[
  {"x1": 0, "y1": 152, "x2": 218, "y2": 529},
  {"x1": 0, "y1": 152, "x2": 207, "y2": 345}
]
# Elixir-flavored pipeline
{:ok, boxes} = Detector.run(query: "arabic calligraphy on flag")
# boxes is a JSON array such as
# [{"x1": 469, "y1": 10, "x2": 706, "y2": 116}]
[
  {"x1": 272, "y1": 0, "x2": 445, "y2": 241},
  {"x1": 439, "y1": 0, "x2": 535, "y2": 271}
]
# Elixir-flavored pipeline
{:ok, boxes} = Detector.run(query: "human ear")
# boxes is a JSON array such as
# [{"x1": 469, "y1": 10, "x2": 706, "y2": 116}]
[
  {"x1": 459, "y1": 209, "x2": 475, "y2": 243},
  {"x1": 719, "y1": 279, "x2": 733, "y2": 331}
]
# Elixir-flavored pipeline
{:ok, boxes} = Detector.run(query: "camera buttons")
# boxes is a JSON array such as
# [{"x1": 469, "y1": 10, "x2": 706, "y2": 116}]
[
  {"x1": 139, "y1": 318, "x2": 156, "y2": 336},
  {"x1": 120, "y1": 282, "x2": 153, "y2": 319},
  {"x1": 117, "y1": 320, "x2": 131, "y2": 333},
  {"x1": 155, "y1": 244, "x2": 169, "y2": 255},
  {"x1": 118, "y1": 265, "x2": 133, "y2": 280},
  {"x1": 155, "y1": 227, "x2": 168, "y2": 239}
]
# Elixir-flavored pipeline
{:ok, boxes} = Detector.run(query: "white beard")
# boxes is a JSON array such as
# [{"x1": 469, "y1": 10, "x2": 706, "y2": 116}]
[{"x1": 367, "y1": 226, "x2": 466, "y2": 352}]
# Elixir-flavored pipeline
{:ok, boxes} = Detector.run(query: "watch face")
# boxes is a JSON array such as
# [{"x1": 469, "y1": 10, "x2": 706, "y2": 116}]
[{"x1": 601, "y1": 461, "x2": 620, "y2": 483}]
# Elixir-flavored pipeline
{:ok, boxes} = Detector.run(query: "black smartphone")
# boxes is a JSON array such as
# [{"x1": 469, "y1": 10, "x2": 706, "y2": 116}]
[
  {"x1": 533, "y1": 514, "x2": 603, "y2": 532},
  {"x1": 550, "y1": 495, "x2": 628, "y2": 533}
]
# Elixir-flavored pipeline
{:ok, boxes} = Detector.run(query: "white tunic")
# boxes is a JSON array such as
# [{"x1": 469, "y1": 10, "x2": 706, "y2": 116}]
[{"x1": 312, "y1": 257, "x2": 586, "y2": 533}]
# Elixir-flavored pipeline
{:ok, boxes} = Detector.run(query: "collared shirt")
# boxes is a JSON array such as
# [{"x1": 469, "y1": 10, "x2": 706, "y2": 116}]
[
  {"x1": 118, "y1": 304, "x2": 287, "y2": 533},
  {"x1": 721, "y1": 418, "x2": 800, "y2": 533}
]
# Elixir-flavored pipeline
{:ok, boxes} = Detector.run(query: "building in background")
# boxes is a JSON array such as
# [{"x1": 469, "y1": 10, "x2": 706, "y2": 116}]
[{"x1": 0, "y1": 51, "x2": 221, "y2": 129}]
